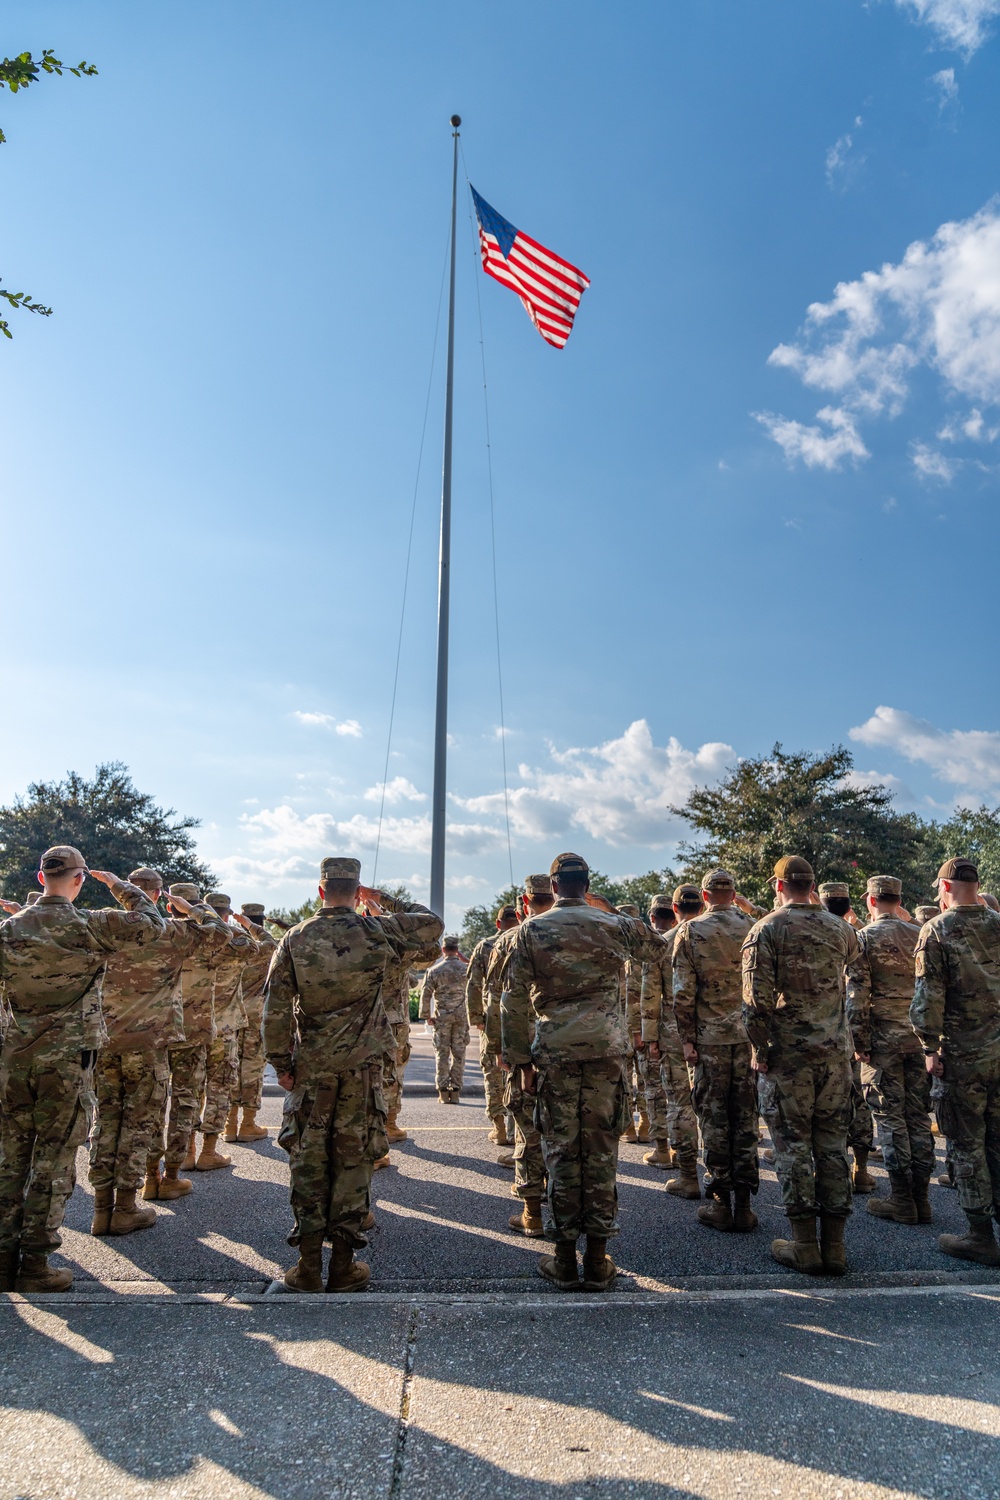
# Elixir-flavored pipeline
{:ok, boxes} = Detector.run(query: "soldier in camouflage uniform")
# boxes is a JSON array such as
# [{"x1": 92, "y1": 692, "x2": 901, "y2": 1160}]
[
  {"x1": 743, "y1": 856, "x2": 858, "y2": 1276},
  {"x1": 635, "y1": 897, "x2": 675, "y2": 1167},
  {"x1": 617, "y1": 906, "x2": 649, "y2": 1144},
  {"x1": 191, "y1": 892, "x2": 258, "y2": 1171},
  {"x1": 912, "y1": 901, "x2": 952, "y2": 1188},
  {"x1": 0, "y1": 847, "x2": 164, "y2": 1293},
  {"x1": 911, "y1": 857, "x2": 1000, "y2": 1266},
  {"x1": 639, "y1": 886, "x2": 704, "y2": 1198},
  {"x1": 502, "y1": 853, "x2": 661, "y2": 1291},
  {"x1": 222, "y1": 902, "x2": 276, "y2": 1144},
  {"x1": 265, "y1": 856, "x2": 442, "y2": 1292},
  {"x1": 672, "y1": 869, "x2": 759, "y2": 1232},
  {"x1": 466, "y1": 905, "x2": 519, "y2": 1141},
  {"x1": 89, "y1": 868, "x2": 237, "y2": 1234},
  {"x1": 420, "y1": 938, "x2": 470, "y2": 1103},
  {"x1": 847, "y1": 874, "x2": 934, "y2": 1226},
  {"x1": 488, "y1": 875, "x2": 555, "y2": 1234},
  {"x1": 820, "y1": 881, "x2": 875, "y2": 1192}
]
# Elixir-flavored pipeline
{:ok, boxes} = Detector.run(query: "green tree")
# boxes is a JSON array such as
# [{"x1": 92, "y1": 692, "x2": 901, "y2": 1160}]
[
  {"x1": 0, "y1": 49, "x2": 97, "y2": 338},
  {"x1": 673, "y1": 743, "x2": 938, "y2": 911},
  {"x1": 0, "y1": 762, "x2": 215, "y2": 908},
  {"x1": 932, "y1": 805, "x2": 1000, "y2": 895},
  {"x1": 459, "y1": 885, "x2": 521, "y2": 952}
]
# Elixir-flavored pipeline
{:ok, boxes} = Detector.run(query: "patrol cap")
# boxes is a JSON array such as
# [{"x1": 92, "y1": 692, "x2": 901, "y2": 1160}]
[
  {"x1": 672, "y1": 883, "x2": 703, "y2": 905},
  {"x1": 702, "y1": 868, "x2": 735, "y2": 891},
  {"x1": 523, "y1": 874, "x2": 552, "y2": 895},
  {"x1": 549, "y1": 852, "x2": 589, "y2": 877},
  {"x1": 241, "y1": 902, "x2": 266, "y2": 917},
  {"x1": 443, "y1": 933, "x2": 460, "y2": 948},
  {"x1": 39, "y1": 845, "x2": 88, "y2": 876},
  {"x1": 936, "y1": 857, "x2": 979, "y2": 884},
  {"x1": 773, "y1": 856, "x2": 815, "y2": 883},
  {"x1": 818, "y1": 882, "x2": 850, "y2": 899},
  {"x1": 915, "y1": 904, "x2": 939, "y2": 923},
  {"x1": 649, "y1": 893, "x2": 673, "y2": 912},
  {"x1": 168, "y1": 882, "x2": 200, "y2": 902},
  {"x1": 496, "y1": 904, "x2": 517, "y2": 921},
  {"x1": 866, "y1": 874, "x2": 902, "y2": 898},
  {"x1": 129, "y1": 867, "x2": 163, "y2": 888},
  {"x1": 205, "y1": 892, "x2": 232, "y2": 913},
  {"x1": 617, "y1": 904, "x2": 641, "y2": 918},
  {"x1": 25, "y1": 891, "x2": 41, "y2": 905},
  {"x1": 320, "y1": 856, "x2": 361, "y2": 883}
]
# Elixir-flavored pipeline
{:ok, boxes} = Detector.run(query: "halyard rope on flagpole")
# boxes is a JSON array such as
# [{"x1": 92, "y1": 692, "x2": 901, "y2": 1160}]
[
  {"x1": 461, "y1": 142, "x2": 515, "y2": 891},
  {"x1": 372, "y1": 229, "x2": 451, "y2": 889}
]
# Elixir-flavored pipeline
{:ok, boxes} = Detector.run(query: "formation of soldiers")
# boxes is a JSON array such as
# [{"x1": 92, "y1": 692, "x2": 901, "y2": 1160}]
[{"x1": 0, "y1": 841, "x2": 998, "y2": 1294}]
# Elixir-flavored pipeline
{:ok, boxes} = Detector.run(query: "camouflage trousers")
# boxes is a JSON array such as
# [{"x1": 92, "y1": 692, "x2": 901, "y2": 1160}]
[
  {"x1": 0, "y1": 1046, "x2": 94, "y2": 1254},
  {"x1": 692, "y1": 1042, "x2": 759, "y2": 1195},
  {"x1": 861, "y1": 1046, "x2": 934, "y2": 1178},
  {"x1": 89, "y1": 1048, "x2": 169, "y2": 1192},
  {"x1": 935, "y1": 1053, "x2": 1000, "y2": 1219},
  {"x1": 479, "y1": 1028, "x2": 505, "y2": 1121},
  {"x1": 277, "y1": 1066, "x2": 388, "y2": 1248},
  {"x1": 201, "y1": 1035, "x2": 238, "y2": 1135},
  {"x1": 624, "y1": 1046, "x2": 641, "y2": 1111},
  {"x1": 432, "y1": 1016, "x2": 468, "y2": 1093},
  {"x1": 236, "y1": 1013, "x2": 265, "y2": 1111},
  {"x1": 758, "y1": 1051, "x2": 853, "y2": 1219},
  {"x1": 637, "y1": 1047, "x2": 669, "y2": 1142},
  {"x1": 659, "y1": 1042, "x2": 699, "y2": 1169},
  {"x1": 849, "y1": 1055, "x2": 874, "y2": 1152},
  {"x1": 534, "y1": 1059, "x2": 627, "y2": 1243},
  {"x1": 160, "y1": 1042, "x2": 208, "y2": 1167},
  {"x1": 504, "y1": 1067, "x2": 545, "y2": 1203},
  {"x1": 383, "y1": 1021, "x2": 411, "y2": 1116}
]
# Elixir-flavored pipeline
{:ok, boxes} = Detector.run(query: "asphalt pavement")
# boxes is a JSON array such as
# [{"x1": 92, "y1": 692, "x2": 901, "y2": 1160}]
[{"x1": 2, "y1": 1031, "x2": 999, "y2": 1498}]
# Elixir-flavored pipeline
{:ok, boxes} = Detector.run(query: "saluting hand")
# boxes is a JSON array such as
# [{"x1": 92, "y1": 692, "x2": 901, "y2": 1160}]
[
  {"x1": 0, "y1": 898, "x2": 22, "y2": 914},
  {"x1": 89, "y1": 870, "x2": 118, "y2": 887}
]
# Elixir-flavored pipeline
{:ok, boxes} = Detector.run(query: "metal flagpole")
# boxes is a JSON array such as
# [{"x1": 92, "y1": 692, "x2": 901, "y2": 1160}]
[{"x1": 429, "y1": 114, "x2": 461, "y2": 919}]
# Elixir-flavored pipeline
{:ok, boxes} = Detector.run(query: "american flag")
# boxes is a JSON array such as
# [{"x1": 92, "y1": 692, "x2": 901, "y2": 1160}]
[{"x1": 471, "y1": 186, "x2": 589, "y2": 349}]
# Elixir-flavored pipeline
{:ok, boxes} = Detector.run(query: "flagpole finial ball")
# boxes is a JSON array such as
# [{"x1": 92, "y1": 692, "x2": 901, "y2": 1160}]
[{"x1": 450, "y1": 114, "x2": 461, "y2": 128}]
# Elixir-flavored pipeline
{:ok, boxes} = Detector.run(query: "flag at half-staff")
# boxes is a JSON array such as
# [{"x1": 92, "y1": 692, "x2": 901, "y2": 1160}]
[{"x1": 471, "y1": 185, "x2": 589, "y2": 348}]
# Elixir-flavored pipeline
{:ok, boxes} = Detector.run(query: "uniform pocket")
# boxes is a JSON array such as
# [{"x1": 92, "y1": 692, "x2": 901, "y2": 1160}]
[
  {"x1": 277, "y1": 1085, "x2": 305, "y2": 1156},
  {"x1": 365, "y1": 1080, "x2": 389, "y2": 1164},
  {"x1": 613, "y1": 1065, "x2": 633, "y2": 1135}
]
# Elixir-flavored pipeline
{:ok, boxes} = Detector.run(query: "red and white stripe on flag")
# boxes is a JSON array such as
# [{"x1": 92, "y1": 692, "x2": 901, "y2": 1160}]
[{"x1": 471, "y1": 186, "x2": 589, "y2": 349}]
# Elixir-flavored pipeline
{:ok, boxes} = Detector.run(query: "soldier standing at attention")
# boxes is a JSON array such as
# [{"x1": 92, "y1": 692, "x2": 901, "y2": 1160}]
[
  {"x1": 192, "y1": 892, "x2": 258, "y2": 1171},
  {"x1": 819, "y1": 881, "x2": 876, "y2": 1193},
  {"x1": 466, "y1": 905, "x2": 520, "y2": 1142},
  {"x1": 743, "y1": 856, "x2": 858, "y2": 1276},
  {"x1": 639, "y1": 886, "x2": 704, "y2": 1199},
  {"x1": 222, "y1": 902, "x2": 276, "y2": 1144},
  {"x1": 420, "y1": 937, "x2": 470, "y2": 1104},
  {"x1": 618, "y1": 905, "x2": 649, "y2": 1144},
  {"x1": 501, "y1": 852, "x2": 660, "y2": 1291},
  {"x1": 911, "y1": 858, "x2": 1000, "y2": 1266},
  {"x1": 373, "y1": 936, "x2": 443, "y2": 1158},
  {"x1": 0, "y1": 847, "x2": 164, "y2": 1293},
  {"x1": 636, "y1": 896, "x2": 677, "y2": 1170},
  {"x1": 847, "y1": 874, "x2": 934, "y2": 1225},
  {"x1": 264, "y1": 856, "x2": 442, "y2": 1292},
  {"x1": 672, "y1": 868, "x2": 759, "y2": 1233}
]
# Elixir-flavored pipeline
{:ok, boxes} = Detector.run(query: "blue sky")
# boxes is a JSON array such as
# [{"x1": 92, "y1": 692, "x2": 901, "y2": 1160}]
[{"x1": 2, "y1": 0, "x2": 999, "y2": 920}]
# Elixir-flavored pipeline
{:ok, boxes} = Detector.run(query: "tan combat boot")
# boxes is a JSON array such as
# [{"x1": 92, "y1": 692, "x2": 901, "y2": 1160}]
[
  {"x1": 237, "y1": 1109, "x2": 269, "y2": 1142},
  {"x1": 142, "y1": 1155, "x2": 162, "y2": 1201},
  {"x1": 223, "y1": 1105, "x2": 240, "y2": 1143},
  {"x1": 447, "y1": 1089, "x2": 460, "y2": 1105},
  {"x1": 361, "y1": 1210, "x2": 376, "y2": 1231},
  {"x1": 372, "y1": 1153, "x2": 390, "y2": 1171},
  {"x1": 110, "y1": 1188, "x2": 157, "y2": 1235},
  {"x1": 284, "y1": 1231, "x2": 325, "y2": 1292},
  {"x1": 15, "y1": 1252, "x2": 73, "y2": 1293},
  {"x1": 733, "y1": 1185, "x2": 759, "y2": 1233},
  {"x1": 488, "y1": 1115, "x2": 510, "y2": 1146},
  {"x1": 852, "y1": 1147, "x2": 875, "y2": 1194},
  {"x1": 538, "y1": 1242, "x2": 580, "y2": 1290},
  {"x1": 385, "y1": 1109, "x2": 408, "y2": 1143},
  {"x1": 158, "y1": 1163, "x2": 193, "y2": 1200},
  {"x1": 496, "y1": 1150, "x2": 516, "y2": 1168},
  {"x1": 508, "y1": 1197, "x2": 545, "y2": 1237},
  {"x1": 696, "y1": 1189, "x2": 734, "y2": 1232},
  {"x1": 0, "y1": 1248, "x2": 18, "y2": 1292},
  {"x1": 771, "y1": 1216, "x2": 823, "y2": 1275},
  {"x1": 90, "y1": 1184, "x2": 114, "y2": 1236},
  {"x1": 325, "y1": 1235, "x2": 371, "y2": 1292},
  {"x1": 620, "y1": 1116, "x2": 638, "y2": 1143},
  {"x1": 181, "y1": 1137, "x2": 197, "y2": 1172},
  {"x1": 911, "y1": 1169, "x2": 933, "y2": 1224},
  {"x1": 437, "y1": 1089, "x2": 450, "y2": 1104},
  {"x1": 665, "y1": 1165, "x2": 701, "y2": 1200},
  {"x1": 636, "y1": 1111, "x2": 651, "y2": 1144},
  {"x1": 866, "y1": 1171, "x2": 918, "y2": 1225},
  {"x1": 820, "y1": 1214, "x2": 849, "y2": 1276},
  {"x1": 196, "y1": 1134, "x2": 232, "y2": 1171},
  {"x1": 582, "y1": 1235, "x2": 617, "y2": 1292},
  {"x1": 642, "y1": 1142, "x2": 672, "y2": 1168},
  {"x1": 939, "y1": 1214, "x2": 1000, "y2": 1266}
]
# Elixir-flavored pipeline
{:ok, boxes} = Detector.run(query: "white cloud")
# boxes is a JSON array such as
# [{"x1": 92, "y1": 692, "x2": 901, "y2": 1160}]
[
  {"x1": 850, "y1": 706, "x2": 1000, "y2": 798},
  {"x1": 335, "y1": 719, "x2": 363, "y2": 738},
  {"x1": 291, "y1": 711, "x2": 363, "y2": 737},
  {"x1": 932, "y1": 65, "x2": 960, "y2": 105},
  {"x1": 755, "y1": 407, "x2": 870, "y2": 470},
  {"x1": 761, "y1": 199, "x2": 1000, "y2": 466},
  {"x1": 911, "y1": 442, "x2": 956, "y2": 480},
  {"x1": 896, "y1": 0, "x2": 1000, "y2": 56},
  {"x1": 458, "y1": 720, "x2": 735, "y2": 849},
  {"x1": 292, "y1": 711, "x2": 335, "y2": 727},
  {"x1": 938, "y1": 407, "x2": 998, "y2": 441},
  {"x1": 236, "y1": 803, "x2": 502, "y2": 880},
  {"x1": 841, "y1": 767, "x2": 917, "y2": 806},
  {"x1": 825, "y1": 117, "x2": 866, "y2": 189},
  {"x1": 363, "y1": 776, "x2": 426, "y2": 805}
]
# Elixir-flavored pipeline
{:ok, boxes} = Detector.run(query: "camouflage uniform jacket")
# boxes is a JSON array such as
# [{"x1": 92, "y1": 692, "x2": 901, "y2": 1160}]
[
  {"x1": 741, "y1": 903, "x2": 859, "y2": 1066},
  {"x1": 101, "y1": 908, "x2": 240, "y2": 1053},
  {"x1": 213, "y1": 924, "x2": 260, "y2": 1038},
  {"x1": 845, "y1": 913, "x2": 921, "y2": 1057},
  {"x1": 239, "y1": 924, "x2": 278, "y2": 1020},
  {"x1": 419, "y1": 956, "x2": 469, "y2": 1021},
  {"x1": 179, "y1": 901, "x2": 243, "y2": 1047},
  {"x1": 501, "y1": 898, "x2": 661, "y2": 1068},
  {"x1": 382, "y1": 940, "x2": 441, "y2": 1026},
  {"x1": 910, "y1": 905, "x2": 1000, "y2": 1063},
  {"x1": 672, "y1": 906, "x2": 755, "y2": 1047},
  {"x1": 466, "y1": 933, "x2": 503, "y2": 1027},
  {"x1": 0, "y1": 881, "x2": 165, "y2": 1059},
  {"x1": 639, "y1": 926, "x2": 684, "y2": 1049},
  {"x1": 484, "y1": 925, "x2": 522, "y2": 1054},
  {"x1": 264, "y1": 896, "x2": 443, "y2": 1078}
]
